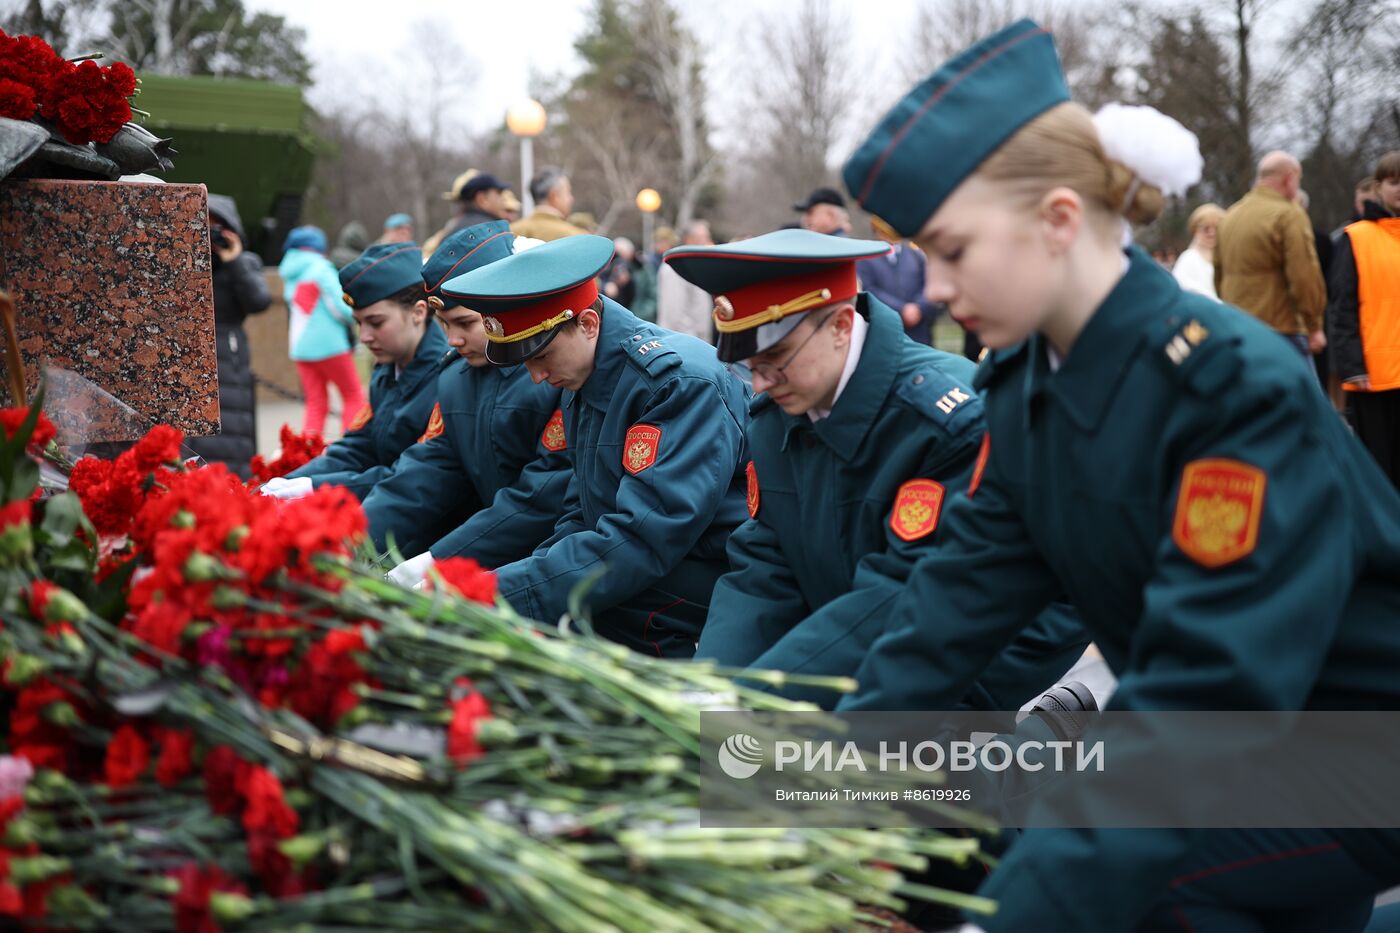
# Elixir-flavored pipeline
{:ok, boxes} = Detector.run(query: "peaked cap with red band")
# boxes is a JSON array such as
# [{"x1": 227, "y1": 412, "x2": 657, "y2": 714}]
[
  {"x1": 841, "y1": 19, "x2": 1069, "y2": 239},
  {"x1": 440, "y1": 234, "x2": 614, "y2": 366},
  {"x1": 663, "y1": 228, "x2": 889, "y2": 362}
]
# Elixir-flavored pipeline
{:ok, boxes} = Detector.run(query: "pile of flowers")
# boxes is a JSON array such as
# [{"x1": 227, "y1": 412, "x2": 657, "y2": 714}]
[
  {"x1": 0, "y1": 29, "x2": 137, "y2": 144},
  {"x1": 0, "y1": 408, "x2": 993, "y2": 930},
  {"x1": 247, "y1": 425, "x2": 327, "y2": 487}
]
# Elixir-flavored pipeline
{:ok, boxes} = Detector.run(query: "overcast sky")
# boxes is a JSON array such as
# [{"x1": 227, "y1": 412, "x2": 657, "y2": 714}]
[{"x1": 243, "y1": 0, "x2": 925, "y2": 142}]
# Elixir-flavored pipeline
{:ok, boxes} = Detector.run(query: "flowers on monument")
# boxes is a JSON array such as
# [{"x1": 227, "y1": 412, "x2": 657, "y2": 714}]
[
  {"x1": 40, "y1": 58, "x2": 136, "y2": 145},
  {"x1": 0, "y1": 32, "x2": 67, "y2": 121},
  {"x1": 0, "y1": 31, "x2": 136, "y2": 144},
  {"x1": 0, "y1": 407, "x2": 55, "y2": 452},
  {"x1": 248, "y1": 425, "x2": 328, "y2": 486}
]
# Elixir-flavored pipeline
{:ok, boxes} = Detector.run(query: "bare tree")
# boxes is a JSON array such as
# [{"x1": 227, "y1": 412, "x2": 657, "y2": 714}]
[
  {"x1": 634, "y1": 0, "x2": 718, "y2": 229},
  {"x1": 560, "y1": 89, "x2": 671, "y2": 234},
  {"x1": 368, "y1": 20, "x2": 479, "y2": 235},
  {"x1": 904, "y1": 0, "x2": 1120, "y2": 107},
  {"x1": 1289, "y1": 0, "x2": 1400, "y2": 226},
  {"x1": 751, "y1": 0, "x2": 858, "y2": 203}
]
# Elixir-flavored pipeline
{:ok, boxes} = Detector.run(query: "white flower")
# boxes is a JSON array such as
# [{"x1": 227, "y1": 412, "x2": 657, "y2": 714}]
[{"x1": 1092, "y1": 103, "x2": 1203, "y2": 198}]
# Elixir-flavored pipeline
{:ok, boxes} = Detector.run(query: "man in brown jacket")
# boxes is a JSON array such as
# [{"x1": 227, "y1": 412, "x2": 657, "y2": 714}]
[
  {"x1": 1215, "y1": 151, "x2": 1328, "y2": 362},
  {"x1": 510, "y1": 168, "x2": 587, "y2": 242}
]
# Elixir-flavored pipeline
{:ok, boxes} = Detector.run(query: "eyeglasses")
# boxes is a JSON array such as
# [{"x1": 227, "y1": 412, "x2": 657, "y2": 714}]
[{"x1": 736, "y1": 310, "x2": 835, "y2": 387}]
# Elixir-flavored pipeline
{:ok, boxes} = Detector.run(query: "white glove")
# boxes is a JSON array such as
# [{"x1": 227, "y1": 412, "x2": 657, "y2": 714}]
[
  {"x1": 259, "y1": 476, "x2": 314, "y2": 500},
  {"x1": 387, "y1": 552, "x2": 435, "y2": 588}
]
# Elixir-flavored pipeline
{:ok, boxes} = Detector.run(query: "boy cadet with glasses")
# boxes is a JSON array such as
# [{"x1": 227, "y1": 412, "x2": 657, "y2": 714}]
[
  {"x1": 437, "y1": 234, "x2": 750, "y2": 658},
  {"x1": 666, "y1": 228, "x2": 1088, "y2": 709}
]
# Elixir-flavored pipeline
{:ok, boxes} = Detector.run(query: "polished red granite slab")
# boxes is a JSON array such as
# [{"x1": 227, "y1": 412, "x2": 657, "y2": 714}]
[{"x1": 0, "y1": 179, "x2": 219, "y2": 442}]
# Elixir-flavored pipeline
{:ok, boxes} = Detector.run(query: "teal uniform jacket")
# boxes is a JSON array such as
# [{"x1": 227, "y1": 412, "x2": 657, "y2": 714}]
[
  {"x1": 493, "y1": 298, "x2": 750, "y2": 657},
  {"x1": 839, "y1": 249, "x2": 1400, "y2": 932},
  {"x1": 359, "y1": 357, "x2": 569, "y2": 566},
  {"x1": 288, "y1": 325, "x2": 449, "y2": 500},
  {"x1": 699, "y1": 295, "x2": 1086, "y2": 708}
]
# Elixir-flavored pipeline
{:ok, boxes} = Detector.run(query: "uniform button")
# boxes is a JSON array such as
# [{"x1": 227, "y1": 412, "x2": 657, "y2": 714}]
[
  {"x1": 633, "y1": 335, "x2": 642, "y2": 341},
  {"x1": 912, "y1": 375, "x2": 924, "y2": 385}
]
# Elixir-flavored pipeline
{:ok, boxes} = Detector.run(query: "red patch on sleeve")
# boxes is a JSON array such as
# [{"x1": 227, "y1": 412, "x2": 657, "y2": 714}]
[
  {"x1": 348, "y1": 404, "x2": 373, "y2": 432},
  {"x1": 1171, "y1": 458, "x2": 1266, "y2": 568},
  {"x1": 890, "y1": 478, "x2": 945, "y2": 542},
  {"x1": 417, "y1": 403, "x2": 445, "y2": 443},
  {"x1": 540, "y1": 409, "x2": 566, "y2": 452},
  {"x1": 623, "y1": 424, "x2": 661, "y2": 474},
  {"x1": 968, "y1": 432, "x2": 990, "y2": 497},
  {"x1": 746, "y1": 460, "x2": 760, "y2": 518}
]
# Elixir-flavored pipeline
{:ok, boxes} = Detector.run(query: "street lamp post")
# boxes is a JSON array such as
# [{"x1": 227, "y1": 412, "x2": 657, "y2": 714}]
[
  {"x1": 636, "y1": 188, "x2": 662, "y2": 257},
  {"x1": 506, "y1": 99, "x2": 547, "y2": 216}
]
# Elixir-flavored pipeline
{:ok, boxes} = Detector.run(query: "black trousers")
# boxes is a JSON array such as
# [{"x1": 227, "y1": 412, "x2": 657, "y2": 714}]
[{"x1": 1348, "y1": 389, "x2": 1400, "y2": 489}]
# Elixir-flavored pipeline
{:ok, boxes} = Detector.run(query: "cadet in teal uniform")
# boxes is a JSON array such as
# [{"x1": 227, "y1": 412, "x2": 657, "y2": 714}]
[
  {"x1": 264, "y1": 242, "x2": 448, "y2": 501},
  {"x1": 666, "y1": 228, "x2": 1086, "y2": 708},
  {"x1": 360, "y1": 221, "x2": 569, "y2": 567},
  {"x1": 440, "y1": 235, "x2": 750, "y2": 658},
  {"x1": 837, "y1": 19, "x2": 1400, "y2": 933}
]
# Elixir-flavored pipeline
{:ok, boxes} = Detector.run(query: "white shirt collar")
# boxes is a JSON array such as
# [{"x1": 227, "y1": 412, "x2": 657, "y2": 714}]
[{"x1": 809, "y1": 311, "x2": 869, "y2": 422}]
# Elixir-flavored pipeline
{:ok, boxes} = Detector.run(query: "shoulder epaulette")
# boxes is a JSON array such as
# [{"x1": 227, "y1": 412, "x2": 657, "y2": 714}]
[
  {"x1": 621, "y1": 332, "x2": 683, "y2": 377},
  {"x1": 894, "y1": 363, "x2": 983, "y2": 437},
  {"x1": 1155, "y1": 314, "x2": 1242, "y2": 396}
]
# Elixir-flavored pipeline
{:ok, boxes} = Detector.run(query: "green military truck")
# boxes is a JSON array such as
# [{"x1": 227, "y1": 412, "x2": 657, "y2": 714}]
[
  {"x1": 136, "y1": 74, "x2": 326, "y2": 423},
  {"x1": 135, "y1": 73, "x2": 317, "y2": 261}
]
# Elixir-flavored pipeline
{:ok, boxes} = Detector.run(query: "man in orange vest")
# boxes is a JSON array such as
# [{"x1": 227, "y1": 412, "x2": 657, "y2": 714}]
[{"x1": 1329, "y1": 150, "x2": 1400, "y2": 487}]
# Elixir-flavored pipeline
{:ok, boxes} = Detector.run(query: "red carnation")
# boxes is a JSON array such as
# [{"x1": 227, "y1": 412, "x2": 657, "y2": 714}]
[
  {"x1": 0, "y1": 499, "x2": 29, "y2": 530},
  {"x1": 323, "y1": 625, "x2": 366, "y2": 656},
  {"x1": 202, "y1": 746, "x2": 245, "y2": 817},
  {"x1": 39, "y1": 58, "x2": 134, "y2": 145},
  {"x1": 447, "y1": 680, "x2": 493, "y2": 766},
  {"x1": 25, "y1": 582, "x2": 57, "y2": 621},
  {"x1": 429, "y1": 557, "x2": 498, "y2": 605},
  {"x1": 0, "y1": 408, "x2": 56, "y2": 450},
  {"x1": 287, "y1": 640, "x2": 363, "y2": 729},
  {"x1": 172, "y1": 862, "x2": 246, "y2": 933},
  {"x1": 248, "y1": 425, "x2": 327, "y2": 485},
  {"x1": 0, "y1": 851, "x2": 19, "y2": 916},
  {"x1": 0, "y1": 78, "x2": 37, "y2": 120},
  {"x1": 130, "y1": 424, "x2": 185, "y2": 473},
  {"x1": 155, "y1": 729, "x2": 195, "y2": 788},
  {"x1": 104, "y1": 723, "x2": 149, "y2": 788},
  {"x1": 240, "y1": 765, "x2": 298, "y2": 838}
]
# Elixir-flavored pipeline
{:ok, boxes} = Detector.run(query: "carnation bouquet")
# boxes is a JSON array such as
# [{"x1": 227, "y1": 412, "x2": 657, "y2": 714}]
[
  {"x1": 0, "y1": 30, "x2": 175, "y2": 181},
  {"x1": 0, "y1": 395, "x2": 996, "y2": 931}
]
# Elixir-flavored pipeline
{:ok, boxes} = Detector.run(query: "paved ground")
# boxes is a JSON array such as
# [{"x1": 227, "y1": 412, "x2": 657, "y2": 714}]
[{"x1": 254, "y1": 398, "x2": 344, "y2": 459}]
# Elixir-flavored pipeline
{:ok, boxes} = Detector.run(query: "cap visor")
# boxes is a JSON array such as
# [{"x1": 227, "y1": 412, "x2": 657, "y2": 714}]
[
  {"x1": 715, "y1": 311, "x2": 807, "y2": 364},
  {"x1": 485, "y1": 326, "x2": 562, "y2": 367}
]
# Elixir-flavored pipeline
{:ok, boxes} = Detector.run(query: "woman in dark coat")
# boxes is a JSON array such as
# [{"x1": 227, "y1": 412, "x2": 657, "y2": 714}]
[{"x1": 186, "y1": 194, "x2": 271, "y2": 478}]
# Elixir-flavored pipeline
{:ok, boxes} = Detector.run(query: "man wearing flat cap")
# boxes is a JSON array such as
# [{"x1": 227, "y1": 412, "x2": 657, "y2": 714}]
[
  {"x1": 423, "y1": 169, "x2": 510, "y2": 256},
  {"x1": 794, "y1": 186, "x2": 851, "y2": 236},
  {"x1": 667, "y1": 228, "x2": 1085, "y2": 708},
  {"x1": 437, "y1": 234, "x2": 750, "y2": 657}
]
